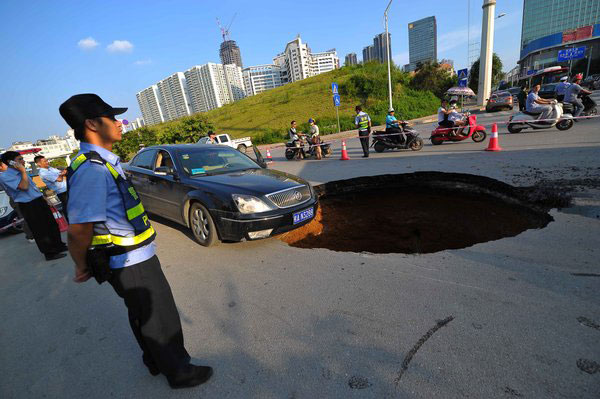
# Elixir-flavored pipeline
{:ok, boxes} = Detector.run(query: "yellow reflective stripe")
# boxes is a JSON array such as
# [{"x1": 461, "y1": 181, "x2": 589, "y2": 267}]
[
  {"x1": 91, "y1": 235, "x2": 112, "y2": 246},
  {"x1": 91, "y1": 226, "x2": 155, "y2": 247},
  {"x1": 71, "y1": 154, "x2": 87, "y2": 171},
  {"x1": 126, "y1": 203, "x2": 145, "y2": 220},
  {"x1": 105, "y1": 163, "x2": 120, "y2": 179}
]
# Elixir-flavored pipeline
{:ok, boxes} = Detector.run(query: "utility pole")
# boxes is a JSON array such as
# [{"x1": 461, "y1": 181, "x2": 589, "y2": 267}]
[
  {"x1": 477, "y1": 0, "x2": 496, "y2": 107},
  {"x1": 384, "y1": 0, "x2": 393, "y2": 111}
]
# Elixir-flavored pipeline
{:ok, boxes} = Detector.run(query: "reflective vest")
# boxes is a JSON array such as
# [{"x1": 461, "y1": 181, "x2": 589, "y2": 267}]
[
  {"x1": 67, "y1": 151, "x2": 155, "y2": 254},
  {"x1": 357, "y1": 113, "x2": 370, "y2": 131}
]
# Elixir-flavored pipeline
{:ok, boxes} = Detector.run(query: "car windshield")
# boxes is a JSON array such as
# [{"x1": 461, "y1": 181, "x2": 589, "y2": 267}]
[{"x1": 178, "y1": 148, "x2": 259, "y2": 176}]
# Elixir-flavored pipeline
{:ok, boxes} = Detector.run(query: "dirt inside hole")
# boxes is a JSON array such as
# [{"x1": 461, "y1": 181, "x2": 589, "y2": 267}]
[{"x1": 281, "y1": 173, "x2": 553, "y2": 254}]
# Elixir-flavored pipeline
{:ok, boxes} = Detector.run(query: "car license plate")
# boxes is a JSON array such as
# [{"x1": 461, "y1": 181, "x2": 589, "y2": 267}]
[{"x1": 293, "y1": 207, "x2": 314, "y2": 225}]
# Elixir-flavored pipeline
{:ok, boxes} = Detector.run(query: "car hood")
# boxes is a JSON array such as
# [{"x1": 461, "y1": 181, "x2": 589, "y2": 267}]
[{"x1": 188, "y1": 168, "x2": 309, "y2": 196}]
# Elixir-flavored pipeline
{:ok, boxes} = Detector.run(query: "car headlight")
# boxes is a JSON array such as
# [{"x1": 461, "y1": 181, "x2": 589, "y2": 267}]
[
  {"x1": 232, "y1": 194, "x2": 274, "y2": 214},
  {"x1": 0, "y1": 207, "x2": 7, "y2": 217}
]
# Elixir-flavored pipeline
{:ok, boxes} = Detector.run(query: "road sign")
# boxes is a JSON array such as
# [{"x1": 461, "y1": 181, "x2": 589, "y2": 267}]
[
  {"x1": 458, "y1": 79, "x2": 468, "y2": 88},
  {"x1": 457, "y1": 68, "x2": 468, "y2": 80},
  {"x1": 333, "y1": 94, "x2": 341, "y2": 107},
  {"x1": 332, "y1": 82, "x2": 339, "y2": 94},
  {"x1": 557, "y1": 46, "x2": 586, "y2": 62},
  {"x1": 526, "y1": 69, "x2": 538, "y2": 76}
]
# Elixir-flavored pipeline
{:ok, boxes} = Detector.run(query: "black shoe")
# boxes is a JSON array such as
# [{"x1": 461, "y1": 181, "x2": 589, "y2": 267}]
[
  {"x1": 167, "y1": 365, "x2": 213, "y2": 389},
  {"x1": 362, "y1": 155, "x2": 369, "y2": 158},
  {"x1": 45, "y1": 253, "x2": 67, "y2": 261},
  {"x1": 143, "y1": 356, "x2": 160, "y2": 376},
  {"x1": 58, "y1": 244, "x2": 68, "y2": 253}
]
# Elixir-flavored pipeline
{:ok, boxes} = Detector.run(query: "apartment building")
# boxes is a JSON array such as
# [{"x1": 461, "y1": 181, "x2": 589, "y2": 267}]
[
  {"x1": 184, "y1": 63, "x2": 246, "y2": 113},
  {"x1": 156, "y1": 72, "x2": 192, "y2": 121},
  {"x1": 136, "y1": 85, "x2": 165, "y2": 126},
  {"x1": 273, "y1": 35, "x2": 339, "y2": 83},
  {"x1": 345, "y1": 53, "x2": 358, "y2": 66},
  {"x1": 242, "y1": 64, "x2": 285, "y2": 96}
]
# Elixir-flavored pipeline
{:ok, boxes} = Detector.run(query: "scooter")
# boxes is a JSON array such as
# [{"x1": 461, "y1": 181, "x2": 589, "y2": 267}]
[
  {"x1": 285, "y1": 137, "x2": 332, "y2": 160},
  {"x1": 430, "y1": 113, "x2": 487, "y2": 145},
  {"x1": 561, "y1": 93, "x2": 597, "y2": 117},
  {"x1": 371, "y1": 122, "x2": 424, "y2": 152},
  {"x1": 507, "y1": 102, "x2": 574, "y2": 133}
]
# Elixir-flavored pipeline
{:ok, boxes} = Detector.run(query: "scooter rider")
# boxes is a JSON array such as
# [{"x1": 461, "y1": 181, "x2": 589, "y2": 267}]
[
  {"x1": 385, "y1": 108, "x2": 404, "y2": 143},
  {"x1": 308, "y1": 118, "x2": 322, "y2": 160},
  {"x1": 555, "y1": 76, "x2": 570, "y2": 102},
  {"x1": 564, "y1": 74, "x2": 592, "y2": 118},
  {"x1": 438, "y1": 99, "x2": 464, "y2": 136},
  {"x1": 526, "y1": 84, "x2": 555, "y2": 122},
  {"x1": 288, "y1": 120, "x2": 306, "y2": 159}
]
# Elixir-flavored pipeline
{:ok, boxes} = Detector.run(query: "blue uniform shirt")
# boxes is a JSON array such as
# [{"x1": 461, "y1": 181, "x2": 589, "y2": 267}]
[
  {"x1": 386, "y1": 114, "x2": 398, "y2": 128},
  {"x1": 68, "y1": 142, "x2": 155, "y2": 269},
  {"x1": 526, "y1": 91, "x2": 541, "y2": 112},
  {"x1": 564, "y1": 83, "x2": 582, "y2": 103},
  {"x1": 555, "y1": 82, "x2": 570, "y2": 96},
  {"x1": 0, "y1": 167, "x2": 43, "y2": 203},
  {"x1": 38, "y1": 167, "x2": 67, "y2": 194}
]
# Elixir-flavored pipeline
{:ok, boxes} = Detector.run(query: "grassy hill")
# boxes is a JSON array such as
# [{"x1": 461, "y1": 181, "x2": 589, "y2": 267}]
[{"x1": 115, "y1": 63, "x2": 440, "y2": 160}]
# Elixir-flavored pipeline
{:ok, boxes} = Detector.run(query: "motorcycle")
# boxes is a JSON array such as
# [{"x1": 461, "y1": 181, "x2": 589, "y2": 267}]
[
  {"x1": 430, "y1": 113, "x2": 487, "y2": 145},
  {"x1": 285, "y1": 137, "x2": 332, "y2": 160},
  {"x1": 371, "y1": 122, "x2": 424, "y2": 152},
  {"x1": 561, "y1": 93, "x2": 597, "y2": 117},
  {"x1": 507, "y1": 102, "x2": 574, "y2": 133}
]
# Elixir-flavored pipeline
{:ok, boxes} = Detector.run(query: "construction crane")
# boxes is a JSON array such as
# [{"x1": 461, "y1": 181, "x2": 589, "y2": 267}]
[{"x1": 216, "y1": 13, "x2": 237, "y2": 42}]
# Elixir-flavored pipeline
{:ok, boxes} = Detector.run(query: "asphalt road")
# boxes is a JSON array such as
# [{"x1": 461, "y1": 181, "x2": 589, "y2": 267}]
[{"x1": 1, "y1": 95, "x2": 599, "y2": 398}]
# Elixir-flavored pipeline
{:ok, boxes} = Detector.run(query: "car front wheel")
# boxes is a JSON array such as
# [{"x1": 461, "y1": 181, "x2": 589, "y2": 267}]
[{"x1": 189, "y1": 202, "x2": 219, "y2": 246}]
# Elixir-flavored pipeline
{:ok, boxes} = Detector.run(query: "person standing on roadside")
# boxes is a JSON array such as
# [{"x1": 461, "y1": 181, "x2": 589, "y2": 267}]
[
  {"x1": 308, "y1": 118, "x2": 322, "y2": 160},
  {"x1": 517, "y1": 85, "x2": 527, "y2": 112},
  {"x1": 355, "y1": 105, "x2": 371, "y2": 158},
  {"x1": 59, "y1": 93, "x2": 212, "y2": 389},
  {"x1": 0, "y1": 151, "x2": 67, "y2": 260},
  {"x1": 0, "y1": 159, "x2": 35, "y2": 242},
  {"x1": 35, "y1": 155, "x2": 68, "y2": 216}
]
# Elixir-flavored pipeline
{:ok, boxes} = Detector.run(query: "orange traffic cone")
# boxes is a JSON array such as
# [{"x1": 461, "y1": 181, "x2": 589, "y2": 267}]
[
  {"x1": 485, "y1": 123, "x2": 502, "y2": 152},
  {"x1": 266, "y1": 148, "x2": 273, "y2": 163},
  {"x1": 340, "y1": 140, "x2": 350, "y2": 160},
  {"x1": 51, "y1": 206, "x2": 68, "y2": 232}
]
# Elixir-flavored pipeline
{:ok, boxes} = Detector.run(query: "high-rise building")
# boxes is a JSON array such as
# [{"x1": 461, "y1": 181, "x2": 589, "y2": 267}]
[
  {"x1": 407, "y1": 16, "x2": 437, "y2": 71},
  {"x1": 220, "y1": 40, "x2": 243, "y2": 68},
  {"x1": 242, "y1": 64, "x2": 285, "y2": 96},
  {"x1": 345, "y1": 53, "x2": 358, "y2": 66},
  {"x1": 373, "y1": 32, "x2": 392, "y2": 63},
  {"x1": 362, "y1": 45, "x2": 375, "y2": 63},
  {"x1": 519, "y1": 0, "x2": 600, "y2": 77},
  {"x1": 184, "y1": 63, "x2": 246, "y2": 113},
  {"x1": 136, "y1": 85, "x2": 165, "y2": 126},
  {"x1": 273, "y1": 36, "x2": 339, "y2": 83},
  {"x1": 156, "y1": 72, "x2": 193, "y2": 121}
]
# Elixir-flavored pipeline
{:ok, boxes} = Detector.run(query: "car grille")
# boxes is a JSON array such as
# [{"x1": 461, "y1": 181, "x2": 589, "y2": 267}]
[{"x1": 266, "y1": 185, "x2": 311, "y2": 208}]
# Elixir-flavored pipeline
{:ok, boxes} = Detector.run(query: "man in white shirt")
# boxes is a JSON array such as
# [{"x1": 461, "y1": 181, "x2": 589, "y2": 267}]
[{"x1": 35, "y1": 155, "x2": 68, "y2": 211}]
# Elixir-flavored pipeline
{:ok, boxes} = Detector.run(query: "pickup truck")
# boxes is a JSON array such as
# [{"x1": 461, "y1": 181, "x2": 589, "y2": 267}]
[{"x1": 197, "y1": 133, "x2": 253, "y2": 153}]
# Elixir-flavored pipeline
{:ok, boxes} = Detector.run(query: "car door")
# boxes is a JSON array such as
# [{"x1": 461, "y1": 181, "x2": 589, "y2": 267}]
[
  {"x1": 126, "y1": 149, "x2": 158, "y2": 211},
  {"x1": 147, "y1": 149, "x2": 186, "y2": 222}
]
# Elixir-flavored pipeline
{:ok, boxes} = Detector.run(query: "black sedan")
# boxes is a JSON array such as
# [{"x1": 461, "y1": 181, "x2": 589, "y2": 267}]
[{"x1": 123, "y1": 145, "x2": 318, "y2": 246}]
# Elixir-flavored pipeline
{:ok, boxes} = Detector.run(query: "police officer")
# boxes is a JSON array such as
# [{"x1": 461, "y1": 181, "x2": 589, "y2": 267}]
[
  {"x1": 555, "y1": 76, "x2": 570, "y2": 102},
  {"x1": 59, "y1": 94, "x2": 212, "y2": 389},
  {"x1": 0, "y1": 151, "x2": 67, "y2": 260},
  {"x1": 354, "y1": 105, "x2": 371, "y2": 157}
]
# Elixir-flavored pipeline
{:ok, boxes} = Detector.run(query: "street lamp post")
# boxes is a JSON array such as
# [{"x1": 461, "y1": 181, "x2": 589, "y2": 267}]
[{"x1": 384, "y1": 0, "x2": 393, "y2": 111}]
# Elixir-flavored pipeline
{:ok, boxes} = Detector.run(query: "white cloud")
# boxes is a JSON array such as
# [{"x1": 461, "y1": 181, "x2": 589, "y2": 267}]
[
  {"x1": 107, "y1": 40, "x2": 134, "y2": 53},
  {"x1": 134, "y1": 59, "x2": 152, "y2": 66},
  {"x1": 77, "y1": 37, "x2": 99, "y2": 50}
]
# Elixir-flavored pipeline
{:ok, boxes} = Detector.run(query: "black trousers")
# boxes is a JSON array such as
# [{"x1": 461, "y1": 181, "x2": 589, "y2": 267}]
[
  {"x1": 9, "y1": 198, "x2": 34, "y2": 239},
  {"x1": 109, "y1": 255, "x2": 190, "y2": 376},
  {"x1": 17, "y1": 197, "x2": 63, "y2": 255},
  {"x1": 57, "y1": 191, "x2": 68, "y2": 221},
  {"x1": 359, "y1": 129, "x2": 370, "y2": 157}
]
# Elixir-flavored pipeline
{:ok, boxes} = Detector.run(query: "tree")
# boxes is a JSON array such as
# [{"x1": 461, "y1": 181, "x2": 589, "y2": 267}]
[
  {"x1": 409, "y1": 61, "x2": 457, "y2": 98},
  {"x1": 468, "y1": 53, "x2": 504, "y2": 93}
]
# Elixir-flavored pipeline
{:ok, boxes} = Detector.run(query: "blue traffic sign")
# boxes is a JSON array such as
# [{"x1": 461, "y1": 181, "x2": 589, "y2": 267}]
[
  {"x1": 526, "y1": 69, "x2": 538, "y2": 76},
  {"x1": 332, "y1": 82, "x2": 339, "y2": 94},
  {"x1": 558, "y1": 46, "x2": 586, "y2": 61},
  {"x1": 457, "y1": 68, "x2": 468, "y2": 80},
  {"x1": 458, "y1": 78, "x2": 468, "y2": 87},
  {"x1": 333, "y1": 94, "x2": 341, "y2": 107}
]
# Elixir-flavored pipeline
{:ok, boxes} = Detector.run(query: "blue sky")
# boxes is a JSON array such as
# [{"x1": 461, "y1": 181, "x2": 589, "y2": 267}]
[{"x1": 0, "y1": 0, "x2": 524, "y2": 148}]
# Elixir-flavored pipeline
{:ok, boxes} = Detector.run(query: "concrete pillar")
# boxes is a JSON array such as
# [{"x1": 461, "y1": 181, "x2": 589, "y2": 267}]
[{"x1": 477, "y1": 0, "x2": 496, "y2": 106}]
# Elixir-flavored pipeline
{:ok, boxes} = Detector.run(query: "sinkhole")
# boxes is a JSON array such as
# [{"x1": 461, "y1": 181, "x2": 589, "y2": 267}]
[{"x1": 281, "y1": 172, "x2": 558, "y2": 254}]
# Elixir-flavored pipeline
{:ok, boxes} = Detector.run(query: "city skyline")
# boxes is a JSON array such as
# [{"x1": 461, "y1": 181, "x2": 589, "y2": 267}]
[{"x1": 0, "y1": 0, "x2": 525, "y2": 148}]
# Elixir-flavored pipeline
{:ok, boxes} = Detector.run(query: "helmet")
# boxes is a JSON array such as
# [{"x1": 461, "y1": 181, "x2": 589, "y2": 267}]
[
  {"x1": 308, "y1": 118, "x2": 315, "y2": 124},
  {"x1": 575, "y1": 73, "x2": 583, "y2": 80},
  {"x1": 388, "y1": 108, "x2": 394, "y2": 113}
]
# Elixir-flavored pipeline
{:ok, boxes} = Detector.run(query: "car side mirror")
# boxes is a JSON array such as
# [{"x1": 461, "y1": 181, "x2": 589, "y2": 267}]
[
  {"x1": 253, "y1": 146, "x2": 268, "y2": 169},
  {"x1": 155, "y1": 166, "x2": 174, "y2": 175}
]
